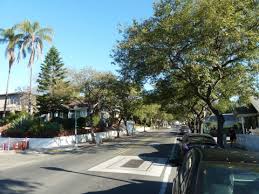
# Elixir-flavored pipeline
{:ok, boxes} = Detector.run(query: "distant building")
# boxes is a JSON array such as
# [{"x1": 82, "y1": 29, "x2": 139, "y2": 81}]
[
  {"x1": 40, "y1": 99, "x2": 89, "y2": 121},
  {"x1": 234, "y1": 96, "x2": 259, "y2": 133},
  {"x1": 203, "y1": 97, "x2": 259, "y2": 135},
  {"x1": 203, "y1": 113, "x2": 241, "y2": 136},
  {"x1": 0, "y1": 92, "x2": 30, "y2": 118}
]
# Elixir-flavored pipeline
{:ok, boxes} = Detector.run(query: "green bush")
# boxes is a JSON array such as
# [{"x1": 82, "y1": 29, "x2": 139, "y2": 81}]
[
  {"x1": 77, "y1": 117, "x2": 87, "y2": 129},
  {"x1": 2, "y1": 116, "x2": 38, "y2": 137},
  {"x1": 34, "y1": 122, "x2": 61, "y2": 138},
  {"x1": 61, "y1": 117, "x2": 89, "y2": 130},
  {"x1": 93, "y1": 115, "x2": 100, "y2": 127},
  {"x1": 2, "y1": 115, "x2": 62, "y2": 138},
  {"x1": 0, "y1": 111, "x2": 29, "y2": 126},
  {"x1": 62, "y1": 118, "x2": 74, "y2": 130},
  {"x1": 51, "y1": 117, "x2": 64, "y2": 124}
]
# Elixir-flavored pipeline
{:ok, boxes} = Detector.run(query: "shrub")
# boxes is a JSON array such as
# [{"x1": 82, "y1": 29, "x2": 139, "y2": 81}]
[
  {"x1": 62, "y1": 118, "x2": 74, "y2": 130},
  {"x1": 93, "y1": 115, "x2": 100, "y2": 128},
  {"x1": 77, "y1": 117, "x2": 87, "y2": 129},
  {"x1": 0, "y1": 111, "x2": 29, "y2": 126},
  {"x1": 2, "y1": 115, "x2": 62, "y2": 138},
  {"x1": 35, "y1": 122, "x2": 61, "y2": 138},
  {"x1": 51, "y1": 117, "x2": 64, "y2": 124},
  {"x1": 2, "y1": 116, "x2": 37, "y2": 137}
]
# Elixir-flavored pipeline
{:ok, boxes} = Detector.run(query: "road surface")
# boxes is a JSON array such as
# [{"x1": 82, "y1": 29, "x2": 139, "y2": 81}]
[{"x1": 0, "y1": 129, "x2": 178, "y2": 194}]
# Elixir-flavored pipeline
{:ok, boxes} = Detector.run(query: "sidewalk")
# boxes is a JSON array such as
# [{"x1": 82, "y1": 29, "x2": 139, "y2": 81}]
[{"x1": 224, "y1": 142, "x2": 247, "y2": 151}]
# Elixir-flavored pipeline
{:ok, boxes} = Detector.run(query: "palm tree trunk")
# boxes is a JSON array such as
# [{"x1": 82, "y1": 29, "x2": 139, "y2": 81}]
[
  {"x1": 3, "y1": 67, "x2": 11, "y2": 118},
  {"x1": 28, "y1": 65, "x2": 33, "y2": 115}
]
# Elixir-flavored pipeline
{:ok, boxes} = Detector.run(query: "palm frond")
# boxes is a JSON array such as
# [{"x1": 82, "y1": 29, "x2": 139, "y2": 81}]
[
  {"x1": 36, "y1": 27, "x2": 53, "y2": 36},
  {"x1": 32, "y1": 21, "x2": 40, "y2": 32},
  {"x1": 17, "y1": 39, "x2": 30, "y2": 62},
  {"x1": 28, "y1": 47, "x2": 35, "y2": 67},
  {"x1": 15, "y1": 20, "x2": 53, "y2": 65},
  {"x1": 16, "y1": 20, "x2": 32, "y2": 34},
  {"x1": 36, "y1": 39, "x2": 43, "y2": 61}
]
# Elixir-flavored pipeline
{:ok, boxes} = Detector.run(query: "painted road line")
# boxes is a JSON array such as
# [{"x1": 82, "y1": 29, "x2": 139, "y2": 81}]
[
  {"x1": 159, "y1": 165, "x2": 173, "y2": 194},
  {"x1": 86, "y1": 137, "x2": 152, "y2": 170},
  {"x1": 88, "y1": 155, "x2": 167, "y2": 177}
]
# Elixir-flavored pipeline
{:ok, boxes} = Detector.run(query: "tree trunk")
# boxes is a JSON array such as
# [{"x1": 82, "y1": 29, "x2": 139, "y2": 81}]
[
  {"x1": 3, "y1": 67, "x2": 11, "y2": 118},
  {"x1": 117, "y1": 118, "x2": 123, "y2": 138},
  {"x1": 123, "y1": 119, "x2": 129, "y2": 136},
  {"x1": 197, "y1": 117, "x2": 203, "y2": 134},
  {"x1": 204, "y1": 100, "x2": 225, "y2": 147},
  {"x1": 215, "y1": 113, "x2": 224, "y2": 147},
  {"x1": 28, "y1": 66, "x2": 33, "y2": 115}
]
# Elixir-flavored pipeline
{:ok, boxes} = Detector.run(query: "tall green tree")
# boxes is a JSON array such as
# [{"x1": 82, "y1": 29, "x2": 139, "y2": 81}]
[
  {"x1": 0, "y1": 27, "x2": 23, "y2": 117},
  {"x1": 69, "y1": 68, "x2": 117, "y2": 135},
  {"x1": 17, "y1": 20, "x2": 53, "y2": 115},
  {"x1": 134, "y1": 103, "x2": 174, "y2": 130},
  {"x1": 110, "y1": 79, "x2": 142, "y2": 135},
  {"x1": 37, "y1": 47, "x2": 70, "y2": 117},
  {"x1": 155, "y1": 76, "x2": 208, "y2": 133},
  {"x1": 113, "y1": 0, "x2": 258, "y2": 146}
]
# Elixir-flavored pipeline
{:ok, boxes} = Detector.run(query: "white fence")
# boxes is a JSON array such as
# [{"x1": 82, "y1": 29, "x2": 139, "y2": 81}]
[{"x1": 0, "y1": 130, "x2": 125, "y2": 149}]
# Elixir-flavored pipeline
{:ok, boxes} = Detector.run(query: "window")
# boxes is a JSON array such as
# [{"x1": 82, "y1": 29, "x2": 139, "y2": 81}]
[
  {"x1": 198, "y1": 162, "x2": 259, "y2": 194},
  {"x1": 10, "y1": 96, "x2": 16, "y2": 104}
]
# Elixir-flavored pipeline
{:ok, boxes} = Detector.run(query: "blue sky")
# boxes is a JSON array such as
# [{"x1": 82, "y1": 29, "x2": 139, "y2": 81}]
[{"x1": 0, "y1": 0, "x2": 154, "y2": 93}]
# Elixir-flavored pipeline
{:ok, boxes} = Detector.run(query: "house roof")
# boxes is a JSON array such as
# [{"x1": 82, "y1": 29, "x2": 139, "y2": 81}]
[
  {"x1": 235, "y1": 105, "x2": 258, "y2": 115},
  {"x1": 0, "y1": 92, "x2": 26, "y2": 97},
  {"x1": 250, "y1": 96, "x2": 259, "y2": 112},
  {"x1": 66, "y1": 99, "x2": 89, "y2": 110},
  {"x1": 234, "y1": 96, "x2": 259, "y2": 116}
]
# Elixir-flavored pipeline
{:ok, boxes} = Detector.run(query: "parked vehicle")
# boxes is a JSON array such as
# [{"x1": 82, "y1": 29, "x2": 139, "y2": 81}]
[
  {"x1": 177, "y1": 134, "x2": 218, "y2": 157},
  {"x1": 179, "y1": 125, "x2": 191, "y2": 135},
  {"x1": 172, "y1": 148, "x2": 259, "y2": 194}
]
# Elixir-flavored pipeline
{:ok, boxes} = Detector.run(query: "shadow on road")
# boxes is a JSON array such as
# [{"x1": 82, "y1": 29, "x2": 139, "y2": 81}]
[
  {"x1": 137, "y1": 143, "x2": 177, "y2": 166},
  {"x1": 0, "y1": 179, "x2": 41, "y2": 194},
  {"x1": 83, "y1": 179, "x2": 172, "y2": 194},
  {"x1": 40, "y1": 167, "x2": 136, "y2": 184}
]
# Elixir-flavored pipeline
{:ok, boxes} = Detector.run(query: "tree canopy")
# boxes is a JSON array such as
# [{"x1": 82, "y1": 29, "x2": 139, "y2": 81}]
[
  {"x1": 37, "y1": 47, "x2": 72, "y2": 116},
  {"x1": 113, "y1": 0, "x2": 259, "y2": 145}
]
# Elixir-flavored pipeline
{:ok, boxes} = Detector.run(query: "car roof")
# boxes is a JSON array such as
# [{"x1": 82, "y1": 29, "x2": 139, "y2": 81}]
[
  {"x1": 185, "y1": 134, "x2": 213, "y2": 138},
  {"x1": 195, "y1": 148, "x2": 259, "y2": 165}
]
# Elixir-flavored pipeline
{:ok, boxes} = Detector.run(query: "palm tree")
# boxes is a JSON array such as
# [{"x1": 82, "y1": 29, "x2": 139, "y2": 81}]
[
  {"x1": 0, "y1": 27, "x2": 23, "y2": 117},
  {"x1": 17, "y1": 20, "x2": 53, "y2": 114}
]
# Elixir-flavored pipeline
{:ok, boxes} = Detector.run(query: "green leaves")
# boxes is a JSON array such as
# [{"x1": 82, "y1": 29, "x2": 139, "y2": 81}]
[
  {"x1": 16, "y1": 20, "x2": 53, "y2": 66},
  {"x1": 36, "y1": 47, "x2": 71, "y2": 115},
  {"x1": 113, "y1": 0, "x2": 258, "y2": 138}
]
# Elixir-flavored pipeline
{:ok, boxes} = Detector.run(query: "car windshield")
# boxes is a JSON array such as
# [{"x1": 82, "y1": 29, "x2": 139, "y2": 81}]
[
  {"x1": 189, "y1": 136, "x2": 215, "y2": 144},
  {"x1": 197, "y1": 162, "x2": 259, "y2": 194}
]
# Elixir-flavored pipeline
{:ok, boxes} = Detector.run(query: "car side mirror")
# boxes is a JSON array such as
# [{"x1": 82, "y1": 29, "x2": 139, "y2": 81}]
[{"x1": 177, "y1": 138, "x2": 182, "y2": 142}]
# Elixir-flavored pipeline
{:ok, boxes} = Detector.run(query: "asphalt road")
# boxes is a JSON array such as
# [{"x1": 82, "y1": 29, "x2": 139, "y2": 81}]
[{"x1": 0, "y1": 129, "x2": 178, "y2": 194}]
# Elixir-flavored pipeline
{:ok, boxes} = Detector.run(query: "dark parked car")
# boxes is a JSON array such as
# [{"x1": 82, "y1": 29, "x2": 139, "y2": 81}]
[
  {"x1": 179, "y1": 125, "x2": 191, "y2": 135},
  {"x1": 173, "y1": 148, "x2": 259, "y2": 194},
  {"x1": 177, "y1": 134, "x2": 218, "y2": 156}
]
